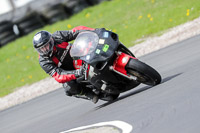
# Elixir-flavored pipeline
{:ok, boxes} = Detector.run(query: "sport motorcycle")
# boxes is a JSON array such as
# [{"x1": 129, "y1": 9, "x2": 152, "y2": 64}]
[{"x1": 70, "y1": 28, "x2": 161, "y2": 102}]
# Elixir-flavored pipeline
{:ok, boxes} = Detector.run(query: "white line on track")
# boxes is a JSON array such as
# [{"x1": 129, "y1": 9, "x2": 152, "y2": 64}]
[{"x1": 60, "y1": 120, "x2": 133, "y2": 133}]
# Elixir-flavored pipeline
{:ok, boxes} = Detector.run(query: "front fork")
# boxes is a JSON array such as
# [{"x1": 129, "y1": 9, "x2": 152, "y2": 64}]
[{"x1": 110, "y1": 52, "x2": 138, "y2": 80}]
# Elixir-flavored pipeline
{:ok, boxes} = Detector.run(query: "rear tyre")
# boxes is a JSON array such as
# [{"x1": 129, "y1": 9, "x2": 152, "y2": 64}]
[{"x1": 126, "y1": 58, "x2": 161, "y2": 86}]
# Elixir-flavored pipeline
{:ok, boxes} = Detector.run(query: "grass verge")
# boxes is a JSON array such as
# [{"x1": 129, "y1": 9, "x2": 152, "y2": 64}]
[{"x1": 0, "y1": 0, "x2": 200, "y2": 97}]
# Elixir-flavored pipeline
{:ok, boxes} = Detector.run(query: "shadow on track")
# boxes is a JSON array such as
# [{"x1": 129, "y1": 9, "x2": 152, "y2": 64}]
[
  {"x1": 95, "y1": 73, "x2": 182, "y2": 109},
  {"x1": 162, "y1": 73, "x2": 182, "y2": 83},
  {"x1": 95, "y1": 86, "x2": 151, "y2": 110}
]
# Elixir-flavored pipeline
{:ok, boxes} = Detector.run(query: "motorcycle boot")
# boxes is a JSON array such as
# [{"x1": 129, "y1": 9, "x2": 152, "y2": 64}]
[
  {"x1": 63, "y1": 81, "x2": 80, "y2": 96},
  {"x1": 63, "y1": 81, "x2": 99, "y2": 103},
  {"x1": 84, "y1": 91, "x2": 99, "y2": 104},
  {"x1": 74, "y1": 89, "x2": 99, "y2": 104}
]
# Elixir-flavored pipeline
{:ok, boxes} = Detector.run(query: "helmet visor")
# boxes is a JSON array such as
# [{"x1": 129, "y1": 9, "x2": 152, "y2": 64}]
[{"x1": 36, "y1": 38, "x2": 54, "y2": 55}]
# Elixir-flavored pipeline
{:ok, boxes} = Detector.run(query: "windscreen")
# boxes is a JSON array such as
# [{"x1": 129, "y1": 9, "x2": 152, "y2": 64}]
[{"x1": 70, "y1": 31, "x2": 99, "y2": 57}]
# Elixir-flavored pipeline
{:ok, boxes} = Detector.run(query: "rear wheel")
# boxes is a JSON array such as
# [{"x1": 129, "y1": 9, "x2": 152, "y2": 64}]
[{"x1": 126, "y1": 58, "x2": 161, "y2": 86}]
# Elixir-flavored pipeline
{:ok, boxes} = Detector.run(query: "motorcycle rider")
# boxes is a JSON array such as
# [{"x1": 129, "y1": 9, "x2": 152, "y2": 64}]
[{"x1": 33, "y1": 26, "x2": 99, "y2": 103}]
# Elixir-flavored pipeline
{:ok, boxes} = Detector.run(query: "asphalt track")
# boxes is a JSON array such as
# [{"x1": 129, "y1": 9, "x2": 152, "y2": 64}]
[{"x1": 1, "y1": 34, "x2": 200, "y2": 133}]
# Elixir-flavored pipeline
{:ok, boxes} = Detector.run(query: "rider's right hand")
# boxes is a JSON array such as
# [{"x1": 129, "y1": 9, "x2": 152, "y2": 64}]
[
  {"x1": 74, "y1": 66, "x2": 86, "y2": 83},
  {"x1": 74, "y1": 67, "x2": 84, "y2": 78}
]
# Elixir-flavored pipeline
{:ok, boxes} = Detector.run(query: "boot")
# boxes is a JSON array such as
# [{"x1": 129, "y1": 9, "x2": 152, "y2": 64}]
[
  {"x1": 75, "y1": 90, "x2": 99, "y2": 104},
  {"x1": 90, "y1": 94, "x2": 99, "y2": 104}
]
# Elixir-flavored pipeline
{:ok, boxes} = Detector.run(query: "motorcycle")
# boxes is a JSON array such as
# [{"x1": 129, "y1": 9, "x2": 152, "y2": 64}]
[{"x1": 70, "y1": 28, "x2": 161, "y2": 102}]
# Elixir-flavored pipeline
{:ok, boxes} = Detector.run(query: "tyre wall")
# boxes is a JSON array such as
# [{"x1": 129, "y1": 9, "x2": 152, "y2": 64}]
[{"x1": 0, "y1": 0, "x2": 109, "y2": 47}]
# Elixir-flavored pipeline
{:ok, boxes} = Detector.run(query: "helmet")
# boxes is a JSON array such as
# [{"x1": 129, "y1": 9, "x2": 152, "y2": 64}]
[{"x1": 33, "y1": 31, "x2": 54, "y2": 56}]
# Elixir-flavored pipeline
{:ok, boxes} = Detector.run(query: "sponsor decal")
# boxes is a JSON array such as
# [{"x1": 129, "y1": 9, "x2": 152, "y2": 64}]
[
  {"x1": 103, "y1": 32, "x2": 109, "y2": 38},
  {"x1": 99, "y1": 39, "x2": 105, "y2": 44},
  {"x1": 103, "y1": 44, "x2": 109, "y2": 52},
  {"x1": 34, "y1": 33, "x2": 41, "y2": 41},
  {"x1": 96, "y1": 49, "x2": 101, "y2": 54},
  {"x1": 60, "y1": 45, "x2": 70, "y2": 63},
  {"x1": 86, "y1": 55, "x2": 90, "y2": 60},
  {"x1": 122, "y1": 57, "x2": 129, "y2": 64}
]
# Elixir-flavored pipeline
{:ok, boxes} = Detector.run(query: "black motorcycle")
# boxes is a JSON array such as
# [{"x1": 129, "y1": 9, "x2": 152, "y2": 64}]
[{"x1": 70, "y1": 28, "x2": 161, "y2": 102}]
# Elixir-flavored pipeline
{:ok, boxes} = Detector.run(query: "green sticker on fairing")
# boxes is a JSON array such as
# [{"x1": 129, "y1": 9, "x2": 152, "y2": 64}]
[{"x1": 103, "y1": 44, "x2": 109, "y2": 52}]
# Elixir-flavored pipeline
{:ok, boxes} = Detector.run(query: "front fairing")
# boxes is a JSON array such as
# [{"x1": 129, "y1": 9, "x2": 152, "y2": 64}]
[{"x1": 70, "y1": 28, "x2": 119, "y2": 65}]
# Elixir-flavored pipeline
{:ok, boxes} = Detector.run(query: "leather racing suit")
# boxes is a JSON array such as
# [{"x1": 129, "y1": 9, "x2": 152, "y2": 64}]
[{"x1": 38, "y1": 26, "x2": 95, "y2": 96}]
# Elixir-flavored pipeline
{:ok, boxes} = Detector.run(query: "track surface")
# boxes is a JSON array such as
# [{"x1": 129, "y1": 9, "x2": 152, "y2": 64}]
[{"x1": 1, "y1": 35, "x2": 200, "y2": 133}]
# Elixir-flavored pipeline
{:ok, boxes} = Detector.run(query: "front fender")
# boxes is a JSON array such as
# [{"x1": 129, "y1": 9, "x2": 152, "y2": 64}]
[{"x1": 113, "y1": 52, "x2": 137, "y2": 75}]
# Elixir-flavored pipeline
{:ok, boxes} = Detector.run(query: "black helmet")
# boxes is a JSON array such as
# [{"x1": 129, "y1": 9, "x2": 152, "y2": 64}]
[{"x1": 33, "y1": 31, "x2": 54, "y2": 56}]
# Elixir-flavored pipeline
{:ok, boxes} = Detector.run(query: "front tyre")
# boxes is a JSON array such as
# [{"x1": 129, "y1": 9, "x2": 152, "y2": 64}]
[{"x1": 126, "y1": 58, "x2": 161, "y2": 86}]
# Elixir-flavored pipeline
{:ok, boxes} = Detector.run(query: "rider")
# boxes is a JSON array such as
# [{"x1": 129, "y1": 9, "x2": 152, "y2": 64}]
[{"x1": 32, "y1": 26, "x2": 99, "y2": 103}]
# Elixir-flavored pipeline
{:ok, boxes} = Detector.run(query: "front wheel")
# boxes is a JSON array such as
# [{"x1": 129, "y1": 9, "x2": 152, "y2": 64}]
[{"x1": 126, "y1": 58, "x2": 161, "y2": 86}]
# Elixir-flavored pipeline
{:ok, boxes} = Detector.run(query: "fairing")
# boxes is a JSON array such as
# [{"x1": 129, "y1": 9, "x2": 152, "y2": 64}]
[
  {"x1": 70, "y1": 32, "x2": 99, "y2": 57},
  {"x1": 70, "y1": 29, "x2": 119, "y2": 65}
]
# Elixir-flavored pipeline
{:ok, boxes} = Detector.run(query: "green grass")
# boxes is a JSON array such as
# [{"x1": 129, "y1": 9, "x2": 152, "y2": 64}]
[{"x1": 0, "y1": 0, "x2": 200, "y2": 97}]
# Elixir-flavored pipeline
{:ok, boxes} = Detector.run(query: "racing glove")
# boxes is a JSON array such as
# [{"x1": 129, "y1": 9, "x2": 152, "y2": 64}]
[
  {"x1": 74, "y1": 67, "x2": 86, "y2": 83},
  {"x1": 74, "y1": 67, "x2": 84, "y2": 77}
]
